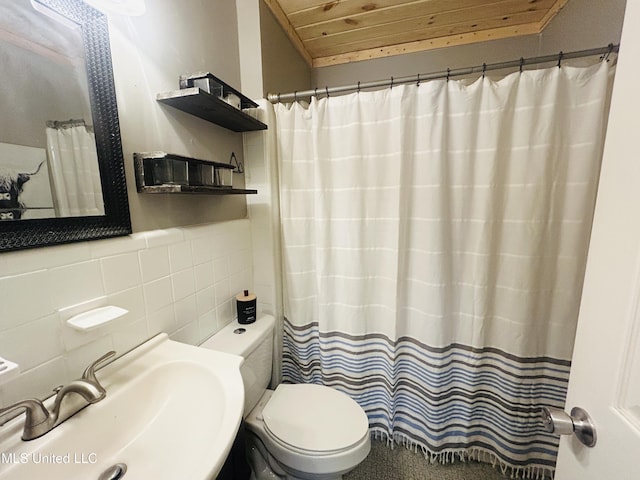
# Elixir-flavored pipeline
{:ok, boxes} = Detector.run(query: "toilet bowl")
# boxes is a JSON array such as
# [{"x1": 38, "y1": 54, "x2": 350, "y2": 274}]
[{"x1": 200, "y1": 315, "x2": 371, "y2": 480}]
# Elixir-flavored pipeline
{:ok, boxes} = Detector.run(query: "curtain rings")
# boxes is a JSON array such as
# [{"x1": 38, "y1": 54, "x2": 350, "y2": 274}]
[
  {"x1": 446, "y1": 68, "x2": 451, "y2": 82},
  {"x1": 325, "y1": 86, "x2": 330, "y2": 98},
  {"x1": 357, "y1": 81, "x2": 361, "y2": 93},
  {"x1": 294, "y1": 91, "x2": 298, "y2": 102},
  {"x1": 519, "y1": 57, "x2": 525, "y2": 73},
  {"x1": 604, "y1": 43, "x2": 614, "y2": 62},
  {"x1": 482, "y1": 63, "x2": 487, "y2": 78},
  {"x1": 277, "y1": 93, "x2": 281, "y2": 103},
  {"x1": 314, "y1": 87, "x2": 318, "y2": 98},
  {"x1": 416, "y1": 73, "x2": 421, "y2": 86},
  {"x1": 390, "y1": 76, "x2": 394, "y2": 89},
  {"x1": 557, "y1": 51, "x2": 563, "y2": 68}
]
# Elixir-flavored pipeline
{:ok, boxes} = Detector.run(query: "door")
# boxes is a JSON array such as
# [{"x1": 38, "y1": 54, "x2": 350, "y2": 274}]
[{"x1": 554, "y1": 2, "x2": 640, "y2": 479}]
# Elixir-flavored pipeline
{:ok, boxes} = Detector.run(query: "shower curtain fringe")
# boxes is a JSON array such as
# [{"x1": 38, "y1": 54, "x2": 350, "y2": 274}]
[
  {"x1": 370, "y1": 429, "x2": 554, "y2": 480},
  {"x1": 267, "y1": 43, "x2": 619, "y2": 103}
]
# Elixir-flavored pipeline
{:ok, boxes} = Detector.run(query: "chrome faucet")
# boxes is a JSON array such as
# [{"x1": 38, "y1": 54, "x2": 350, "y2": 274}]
[{"x1": 0, "y1": 351, "x2": 115, "y2": 440}]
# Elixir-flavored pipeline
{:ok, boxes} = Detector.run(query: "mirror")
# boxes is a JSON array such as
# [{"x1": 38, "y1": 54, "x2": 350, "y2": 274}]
[{"x1": 0, "y1": 0, "x2": 130, "y2": 251}]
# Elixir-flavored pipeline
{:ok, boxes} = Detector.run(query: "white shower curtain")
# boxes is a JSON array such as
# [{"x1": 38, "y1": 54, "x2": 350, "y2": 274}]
[
  {"x1": 46, "y1": 123, "x2": 105, "y2": 217},
  {"x1": 274, "y1": 62, "x2": 613, "y2": 478}
]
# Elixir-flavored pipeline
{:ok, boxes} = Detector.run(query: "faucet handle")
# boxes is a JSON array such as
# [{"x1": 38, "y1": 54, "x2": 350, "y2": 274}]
[
  {"x1": 82, "y1": 350, "x2": 116, "y2": 384},
  {"x1": 0, "y1": 399, "x2": 50, "y2": 439}
]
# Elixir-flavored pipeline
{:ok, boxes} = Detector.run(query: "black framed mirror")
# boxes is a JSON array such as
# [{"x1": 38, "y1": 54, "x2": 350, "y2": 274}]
[{"x1": 0, "y1": 0, "x2": 131, "y2": 251}]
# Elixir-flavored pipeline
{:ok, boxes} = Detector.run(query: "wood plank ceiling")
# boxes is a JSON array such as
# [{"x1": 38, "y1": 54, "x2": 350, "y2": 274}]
[{"x1": 262, "y1": 0, "x2": 570, "y2": 67}]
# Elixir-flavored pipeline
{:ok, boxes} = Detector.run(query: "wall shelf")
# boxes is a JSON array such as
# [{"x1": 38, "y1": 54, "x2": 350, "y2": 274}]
[
  {"x1": 134, "y1": 152, "x2": 257, "y2": 196},
  {"x1": 137, "y1": 185, "x2": 257, "y2": 195},
  {"x1": 157, "y1": 72, "x2": 267, "y2": 132},
  {"x1": 157, "y1": 88, "x2": 267, "y2": 132}
]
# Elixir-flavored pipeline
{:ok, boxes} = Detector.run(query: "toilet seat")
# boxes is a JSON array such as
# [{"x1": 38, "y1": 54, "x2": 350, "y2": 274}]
[
  {"x1": 245, "y1": 385, "x2": 371, "y2": 478},
  {"x1": 262, "y1": 384, "x2": 369, "y2": 454}
]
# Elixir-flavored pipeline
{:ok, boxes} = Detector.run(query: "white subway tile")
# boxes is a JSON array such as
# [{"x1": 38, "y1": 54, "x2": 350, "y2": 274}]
[
  {"x1": 1, "y1": 357, "x2": 69, "y2": 405},
  {"x1": 198, "y1": 310, "x2": 218, "y2": 340},
  {"x1": 142, "y1": 277, "x2": 173, "y2": 314},
  {"x1": 217, "y1": 233, "x2": 237, "y2": 255},
  {"x1": 0, "y1": 219, "x2": 256, "y2": 409},
  {"x1": 111, "y1": 317, "x2": 149, "y2": 355},
  {"x1": 191, "y1": 237, "x2": 214, "y2": 265},
  {"x1": 60, "y1": 320, "x2": 105, "y2": 352},
  {"x1": 196, "y1": 286, "x2": 215, "y2": 317},
  {"x1": 0, "y1": 315, "x2": 63, "y2": 371},
  {"x1": 171, "y1": 270, "x2": 196, "y2": 301},
  {"x1": 139, "y1": 246, "x2": 170, "y2": 283},
  {"x1": 257, "y1": 302, "x2": 274, "y2": 317},
  {"x1": 253, "y1": 251, "x2": 275, "y2": 285},
  {"x1": 0, "y1": 271, "x2": 54, "y2": 331},
  {"x1": 168, "y1": 242, "x2": 193, "y2": 272},
  {"x1": 101, "y1": 252, "x2": 142, "y2": 294},
  {"x1": 229, "y1": 269, "x2": 252, "y2": 301},
  {"x1": 216, "y1": 300, "x2": 234, "y2": 328},
  {"x1": 91, "y1": 233, "x2": 146, "y2": 258},
  {"x1": 228, "y1": 249, "x2": 251, "y2": 275},
  {"x1": 147, "y1": 304, "x2": 176, "y2": 337},
  {"x1": 214, "y1": 279, "x2": 231, "y2": 309},
  {"x1": 182, "y1": 223, "x2": 221, "y2": 240},
  {"x1": 107, "y1": 286, "x2": 146, "y2": 324},
  {"x1": 143, "y1": 228, "x2": 184, "y2": 248},
  {"x1": 254, "y1": 283, "x2": 275, "y2": 308},
  {"x1": 174, "y1": 295, "x2": 197, "y2": 328},
  {"x1": 47, "y1": 261, "x2": 105, "y2": 311},
  {"x1": 170, "y1": 321, "x2": 200, "y2": 346},
  {"x1": 2, "y1": 242, "x2": 91, "y2": 276},
  {"x1": 194, "y1": 261, "x2": 214, "y2": 291},
  {"x1": 213, "y1": 256, "x2": 230, "y2": 282},
  {"x1": 64, "y1": 335, "x2": 115, "y2": 380}
]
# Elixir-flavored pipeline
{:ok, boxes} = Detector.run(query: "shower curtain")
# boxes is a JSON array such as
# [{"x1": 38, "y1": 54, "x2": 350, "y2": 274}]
[
  {"x1": 46, "y1": 122, "x2": 104, "y2": 217},
  {"x1": 274, "y1": 62, "x2": 613, "y2": 478}
]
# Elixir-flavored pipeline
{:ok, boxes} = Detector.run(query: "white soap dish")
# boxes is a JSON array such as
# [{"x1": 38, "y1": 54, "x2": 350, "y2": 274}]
[
  {"x1": 0, "y1": 357, "x2": 20, "y2": 385},
  {"x1": 66, "y1": 306, "x2": 129, "y2": 332}
]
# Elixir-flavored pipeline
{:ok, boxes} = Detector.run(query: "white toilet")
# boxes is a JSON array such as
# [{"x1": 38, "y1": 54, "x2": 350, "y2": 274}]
[{"x1": 201, "y1": 314, "x2": 371, "y2": 480}]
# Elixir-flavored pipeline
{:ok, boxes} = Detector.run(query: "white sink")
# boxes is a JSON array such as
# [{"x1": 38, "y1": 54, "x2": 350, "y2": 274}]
[{"x1": 0, "y1": 334, "x2": 244, "y2": 480}]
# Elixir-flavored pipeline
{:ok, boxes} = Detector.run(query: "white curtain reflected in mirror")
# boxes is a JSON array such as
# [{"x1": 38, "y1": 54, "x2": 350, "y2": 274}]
[{"x1": 46, "y1": 120, "x2": 104, "y2": 217}]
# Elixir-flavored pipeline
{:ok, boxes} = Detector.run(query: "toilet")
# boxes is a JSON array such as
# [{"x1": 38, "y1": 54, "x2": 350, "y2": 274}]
[{"x1": 201, "y1": 314, "x2": 371, "y2": 480}]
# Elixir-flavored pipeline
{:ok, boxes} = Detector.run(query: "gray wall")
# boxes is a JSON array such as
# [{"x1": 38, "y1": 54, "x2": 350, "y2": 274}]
[
  {"x1": 236, "y1": 0, "x2": 312, "y2": 101},
  {"x1": 107, "y1": 0, "x2": 313, "y2": 234},
  {"x1": 313, "y1": 0, "x2": 627, "y2": 88},
  {"x1": 259, "y1": 1, "x2": 312, "y2": 98},
  {"x1": 108, "y1": 0, "x2": 249, "y2": 233}
]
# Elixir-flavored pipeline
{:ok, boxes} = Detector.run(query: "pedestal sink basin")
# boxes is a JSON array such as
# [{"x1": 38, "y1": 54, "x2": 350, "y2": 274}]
[{"x1": 0, "y1": 334, "x2": 244, "y2": 480}]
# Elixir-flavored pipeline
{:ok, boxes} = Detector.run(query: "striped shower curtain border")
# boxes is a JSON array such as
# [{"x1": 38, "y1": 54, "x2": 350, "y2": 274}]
[{"x1": 282, "y1": 319, "x2": 570, "y2": 478}]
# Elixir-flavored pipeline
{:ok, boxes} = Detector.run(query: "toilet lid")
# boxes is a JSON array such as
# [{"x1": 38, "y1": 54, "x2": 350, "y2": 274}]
[{"x1": 262, "y1": 384, "x2": 369, "y2": 453}]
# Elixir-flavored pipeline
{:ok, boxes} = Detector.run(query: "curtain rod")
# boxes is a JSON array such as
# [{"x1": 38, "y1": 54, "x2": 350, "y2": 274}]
[
  {"x1": 46, "y1": 118, "x2": 86, "y2": 129},
  {"x1": 267, "y1": 44, "x2": 619, "y2": 103}
]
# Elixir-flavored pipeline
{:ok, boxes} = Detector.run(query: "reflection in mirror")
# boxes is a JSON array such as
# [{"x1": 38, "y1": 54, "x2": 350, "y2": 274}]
[
  {"x1": 0, "y1": 0, "x2": 131, "y2": 251},
  {"x1": 0, "y1": 0, "x2": 104, "y2": 221}
]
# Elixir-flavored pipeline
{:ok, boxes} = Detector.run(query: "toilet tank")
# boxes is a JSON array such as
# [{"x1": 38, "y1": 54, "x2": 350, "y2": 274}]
[{"x1": 200, "y1": 315, "x2": 275, "y2": 417}]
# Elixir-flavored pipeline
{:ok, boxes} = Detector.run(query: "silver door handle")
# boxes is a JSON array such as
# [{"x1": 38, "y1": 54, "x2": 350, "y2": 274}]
[{"x1": 540, "y1": 406, "x2": 597, "y2": 447}]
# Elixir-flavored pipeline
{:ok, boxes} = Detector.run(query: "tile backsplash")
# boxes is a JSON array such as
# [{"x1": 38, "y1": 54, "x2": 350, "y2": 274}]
[{"x1": 0, "y1": 219, "x2": 252, "y2": 407}]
